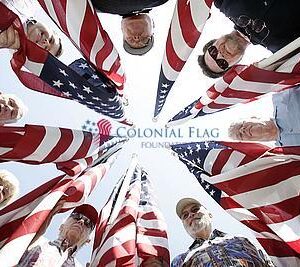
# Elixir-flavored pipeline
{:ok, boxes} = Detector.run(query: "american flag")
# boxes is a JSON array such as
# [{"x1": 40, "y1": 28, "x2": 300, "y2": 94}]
[
  {"x1": 154, "y1": 0, "x2": 213, "y2": 118},
  {"x1": 0, "y1": 4, "x2": 130, "y2": 125},
  {"x1": 0, "y1": 153, "x2": 118, "y2": 266},
  {"x1": 170, "y1": 141, "x2": 300, "y2": 266},
  {"x1": 167, "y1": 53, "x2": 300, "y2": 127},
  {"x1": 90, "y1": 159, "x2": 170, "y2": 266},
  {"x1": 97, "y1": 118, "x2": 112, "y2": 136},
  {"x1": 36, "y1": 0, "x2": 125, "y2": 89},
  {"x1": 0, "y1": 124, "x2": 127, "y2": 176}
]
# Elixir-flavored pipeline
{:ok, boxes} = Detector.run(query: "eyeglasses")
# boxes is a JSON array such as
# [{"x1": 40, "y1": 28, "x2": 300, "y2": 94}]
[
  {"x1": 207, "y1": 45, "x2": 229, "y2": 70},
  {"x1": 235, "y1": 15, "x2": 270, "y2": 44},
  {"x1": 70, "y1": 213, "x2": 94, "y2": 229}
]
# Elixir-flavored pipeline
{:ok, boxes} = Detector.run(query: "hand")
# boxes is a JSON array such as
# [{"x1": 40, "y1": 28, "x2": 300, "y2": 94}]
[{"x1": 0, "y1": 26, "x2": 20, "y2": 50}]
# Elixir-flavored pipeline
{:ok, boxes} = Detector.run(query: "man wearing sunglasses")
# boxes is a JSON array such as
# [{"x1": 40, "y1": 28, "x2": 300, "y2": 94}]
[
  {"x1": 171, "y1": 197, "x2": 273, "y2": 266},
  {"x1": 198, "y1": 0, "x2": 299, "y2": 78},
  {"x1": 19, "y1": 203, "x2": 98, "y2": 266}
]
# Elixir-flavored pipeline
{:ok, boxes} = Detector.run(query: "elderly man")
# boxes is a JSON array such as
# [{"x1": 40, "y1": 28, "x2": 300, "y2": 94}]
[
  {"x1": 18, "y1": 203, "x2": 98, "y2": 266},
  {"x1": 0, "y1": 169, "x2": 19, "y2": 209},
  {"x1": 198, "y1": 0, "x2": 300, "y2": 78},
  {"x1": 228, "y1": 86, "x2": 300, "y2": 146},
  {"x1": 0, "y1": 92, "x2": 26, "y2": 125},
  {"x1": 0, "y1": 18, "x2": 62, "y2": 57},
  {"x1": 91, "y1": 0, "x2": 169, "y2": 55},
  {"x1": 172, "y1": 197, "x2": 273, "y2": 266}
]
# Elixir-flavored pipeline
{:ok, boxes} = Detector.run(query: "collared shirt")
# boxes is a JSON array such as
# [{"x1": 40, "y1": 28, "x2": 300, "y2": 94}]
[
  {"x1": 272, "y1": 86, "x2": 300, "y2": 146},
  {"x1": 171, "y1": 230, "x2": 273, "y2": 267},
  {"x1": 18, "y1": 239, "x2": 81, "y2": 267}
]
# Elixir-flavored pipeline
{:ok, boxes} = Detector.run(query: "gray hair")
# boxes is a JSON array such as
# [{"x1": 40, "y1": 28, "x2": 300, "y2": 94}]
[
  {"x1": 0, "y1": 170, "x2": 20, "y2": 208},
  {"x1": 0, "y1": 93, "x2": 27, "y2": 125}
]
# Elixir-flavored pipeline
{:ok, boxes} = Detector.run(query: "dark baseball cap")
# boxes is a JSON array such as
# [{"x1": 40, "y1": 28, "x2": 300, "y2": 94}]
[{"x1": 123, "y1": 35, "x2": 154, "y2": 56}]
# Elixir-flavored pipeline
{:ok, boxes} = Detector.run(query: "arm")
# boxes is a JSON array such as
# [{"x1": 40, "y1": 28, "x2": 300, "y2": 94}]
[{"x1": 0, "y1": 25, "x2": 20, "y2": 50}]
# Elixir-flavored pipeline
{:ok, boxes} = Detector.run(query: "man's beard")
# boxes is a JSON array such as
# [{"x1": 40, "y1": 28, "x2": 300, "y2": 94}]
[{"x1": 188, "y1": 215, "x2": 212, "y2": 238}]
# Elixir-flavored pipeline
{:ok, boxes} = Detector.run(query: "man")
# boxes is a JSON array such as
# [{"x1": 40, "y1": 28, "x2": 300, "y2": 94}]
[
  {"x1": 172, "y1": 197, "x2": 273, "y2": 266},
  {"x1": 228, "y1": 86, "x2": 300, "y2": 146},
  {"x1": 0, "y1": 92, "x2": 26, "y2": 125},
  {"x1": 18, "y1": 203, "x2": 98, "y2": 266},
  {"x1": 91, "y1": 0, "x2": 169, "y2": 55},
  {"x1": 0, "y1": 169, "x2": 19, "y2": 209},
  {"x1": 198, "y1": 0, "x2": 300, "y2": 78},
  {"x1": 0, "y1": 18, "x2": 62, "y2": 57}
]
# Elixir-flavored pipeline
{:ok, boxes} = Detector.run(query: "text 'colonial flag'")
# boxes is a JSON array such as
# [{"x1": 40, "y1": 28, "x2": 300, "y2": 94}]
[{"x1": 170, "y1": 142, "x2": 300, "y2": 267}]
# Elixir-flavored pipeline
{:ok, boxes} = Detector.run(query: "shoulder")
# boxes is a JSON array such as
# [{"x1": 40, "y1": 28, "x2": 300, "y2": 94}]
[{"x1": 171, "y1": 251, "x2": 188, "y2": 267}]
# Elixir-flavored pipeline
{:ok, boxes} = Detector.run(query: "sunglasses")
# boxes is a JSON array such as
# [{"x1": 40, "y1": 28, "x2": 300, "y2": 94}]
[
  {"x1": 207, "y1": 45, "x2": 229, "y2": 70},
  {"x1": 70, "y1": 213, "x2": 94, "y2": 229}
]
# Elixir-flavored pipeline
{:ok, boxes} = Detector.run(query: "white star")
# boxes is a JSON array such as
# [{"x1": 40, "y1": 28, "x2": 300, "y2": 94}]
[
  {"x1": 184, "y1": 151, "x2": 188, "y2": 157},
  {"x1": 162, "y1": 83, "x2": 169, "y2": 88},
  {"x1": 79, "y1": 63, "x2": 88, "y2": 69},
  {"x1": 93, "y1": 96, "x2": 100, "y2": 101},
  {"x1": 91, "y1": 74, "x2": 99, "y2": 79},
  {"x1": 161, "y1": 89, "x2": 167, "y2": 94},
  {"x1": 205, "y1": 184, "x2": 210, "y2": 190},
  {"x1": 101, "y1": 84, "x2": 107, "y2": 88},
  {"x1": 210, "y1": 189, "x2": 215, "y2": 196},
  {"x1": 53, "y1": 80, "x2": 63, "y2": 88},
  {"x1": 69, "y1": 81, "x2": 77, "y2": 89},
  {"x1": 77, "y1": 94, "x2": 84, "y2": 100},
  {"x1": 59, "y1": 68, "x2": 68, "y2": 76},
  {"x1": 83, "y1": 85, "x2": 92, "y2": 94},
  {"x1": 196, "y1": 144, "x2": 201, "y2": 152},
  {"x1": 62, "y1": 91, "x2": 71, "y2": 97},
  {"x1": 86, "y1": 101, "x2": 94, "y2": 105}
]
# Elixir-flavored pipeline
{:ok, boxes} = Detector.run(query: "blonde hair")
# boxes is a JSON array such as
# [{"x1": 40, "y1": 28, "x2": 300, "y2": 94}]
[{"x1": 0, "y1": 170, "x2": 20, "y2": 208}]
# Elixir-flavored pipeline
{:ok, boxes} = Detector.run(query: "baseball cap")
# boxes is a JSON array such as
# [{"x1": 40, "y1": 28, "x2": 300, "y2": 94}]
[
  {"x1": 123, "y1": 35, "x2": 154, "y2": 56},
  {"x1": 71, "y1": 204, "x2": 98, "y2": 228},
  {"x1": 176, "y1": 198, "x2": 200, "y2": 219}
]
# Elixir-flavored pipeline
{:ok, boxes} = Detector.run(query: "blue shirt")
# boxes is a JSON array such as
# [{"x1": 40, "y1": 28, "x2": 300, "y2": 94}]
[
  {"x1": 272, "y1": 86, "x2": 300, "y2": 146},
  {"x1": 171, "y1": 230, "x2": 272, "y2": 267}
]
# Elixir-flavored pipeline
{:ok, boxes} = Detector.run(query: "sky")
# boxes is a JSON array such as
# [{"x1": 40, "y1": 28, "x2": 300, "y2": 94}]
[{"x1": 1, "y1": 0, "x2": 275, "y2": 265}]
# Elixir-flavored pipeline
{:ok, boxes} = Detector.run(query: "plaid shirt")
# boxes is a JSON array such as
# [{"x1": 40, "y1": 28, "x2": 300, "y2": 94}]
[
  {"x1": 18, "y1": 239, "x2": 80, "y2": 267},
  {"x1": 171, "y1": 230, "x2": 273, "y2": 267}
]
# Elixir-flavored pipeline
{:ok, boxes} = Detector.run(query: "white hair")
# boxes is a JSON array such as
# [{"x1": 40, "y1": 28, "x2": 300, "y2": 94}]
[
  {"x1": 0, "y1": 170, "x2": 20, "y2": 208},
  {"x1": 0, "y1": 93, "x2": 28, "y2": 125}
]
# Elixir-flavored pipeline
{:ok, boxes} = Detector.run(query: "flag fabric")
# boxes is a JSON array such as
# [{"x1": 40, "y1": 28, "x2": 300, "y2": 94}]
[
  {"x1": 90, "y1": 159, "x2": 170, "y2": 267},
  {"x1": 167, "y1": 52, "x2": 300, "y2": 127},
  {"x1": 0, "y1": 153, "x2": 118, "y2": 267},
  {"x1": 36, "y1": 0, "x2": 125, "y2": 89},
  {"x1": 170, "y1": 142, "x2": 300, "y2": 266},
  {"x1": 0, "y1": 124, "x2": 127, "y2": 176},
  {"x1": 154, "y1": 0, "x2": 213, "y2": 118},
  {"x1": 97, "y1": 118, "x2": 112, "y2": 136},
  {"x1": 0, "y1": 4, "x2": 130, "y2": 124}
]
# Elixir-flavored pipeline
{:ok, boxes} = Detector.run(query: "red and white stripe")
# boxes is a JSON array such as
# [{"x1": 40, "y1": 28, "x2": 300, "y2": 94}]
[
  {"x1": 97, "y1": 118, "x2": 112, "y2": 136},
  {"x1": 162, "y1": 0, "x2": 213, "y2": 82},
  {"x1": 37, "y1": 0, "x2": 125, "y2": 91},
  {"x1": 0, "y1": 160, "x2": 113, "y2": 267}
]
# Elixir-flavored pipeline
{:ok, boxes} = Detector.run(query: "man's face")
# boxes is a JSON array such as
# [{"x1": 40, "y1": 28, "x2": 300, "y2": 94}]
[
  {"x1": 59, "y1": 214, "x2": 92, "y2": 248},
  {"x1": 230, "y1": 120, "x2": 275, "y2": 141},
  {"x1": 204, "y1": 32, "x2": 248, "y2": 73},
  {"x1": 181, "y1": 203, "x2": 212, "y2": 239},
  {"x1": 0, "y1": 180, "x2": 12, "y2": 204},
  {"x1": 26, "y1": 22, "x2": 61, "y2": 56},
  {"x1": 121, "y1": 14, "x2": 153, "y2": 49},
  {"x1": 0, "y1": 94, "x2": 21, "y2": 124}
]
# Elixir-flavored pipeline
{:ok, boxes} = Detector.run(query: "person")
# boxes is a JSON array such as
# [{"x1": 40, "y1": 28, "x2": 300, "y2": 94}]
[
  {"x1": 0, "y1": 169, "x2": 19, "y2": 209},
  {"x1": 0, "y1": 18, "x2": 62, "y2": 57},
  {"x1": 198, "y1": 0, "x2": 300, "y2": 78},
  {"x1": 228, "y1": 86, "x2": 300, "y2": 146},
  {"x1": 141, "y1": 256, "x2": 169, "y2": 267},
  {"x1": 172, "y1": 197, "x2": 273, "y2": 266},
  {"x1": 0, "y1": 92, "x2": 27, "y2": 125},
  {"x1": 18, "y1": 203, "x2": 98, "y2": 266},
  {"x1": 90, "y1": 0, "x2": 169, "y2": 55}
]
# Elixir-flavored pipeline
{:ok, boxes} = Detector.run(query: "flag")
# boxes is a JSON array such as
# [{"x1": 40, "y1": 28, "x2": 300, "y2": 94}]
[
  {"x1": 0, "y1": 124, "x2": 127, "y2": 176},
  {"x1": 90, "y1": 158, "x2": 170, "y2": 267},
  {"x1": 167, "y1": 53, "x2": 300, "y2": 127},
  {"x1": 36, "y1": 0, "x2": 125, "y2": 89},
  {"x1": 97, "y1": 118, "x2": 112, "y2": 136},
  {"x1": 0, "y1": 152, "x2": 118, "y2": 266},
  {"x1": 0, "y1": 4, "x2": 130, "y2": 124},
  {"x1": 170, "y1": 142, "x2": 300, "y2": 266},
  {"x1": 153, "y1": 0, "x2": 213, "y2": 118}
]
